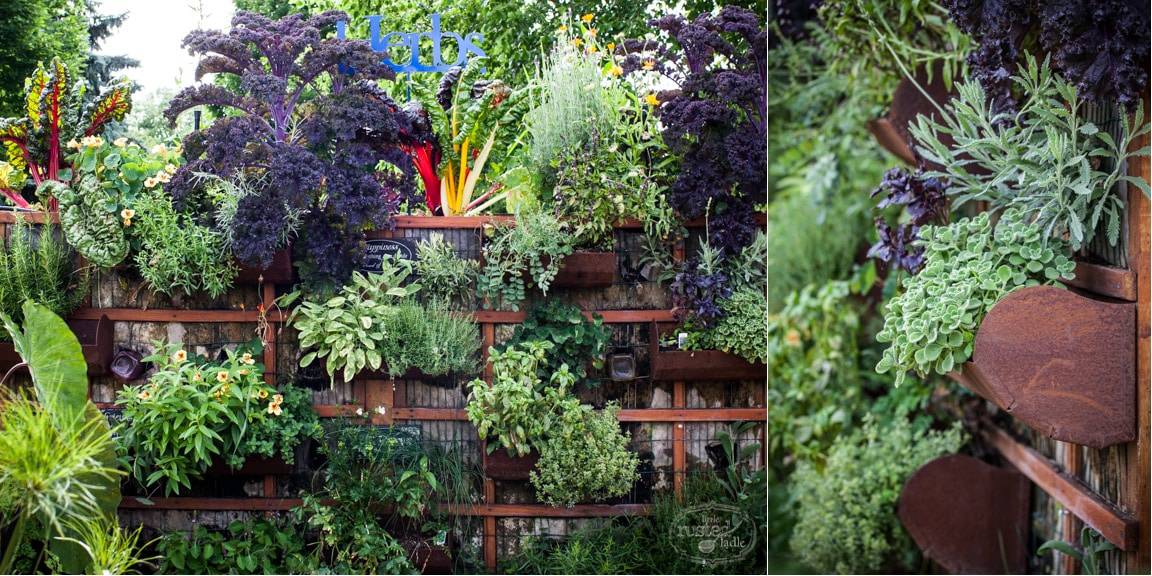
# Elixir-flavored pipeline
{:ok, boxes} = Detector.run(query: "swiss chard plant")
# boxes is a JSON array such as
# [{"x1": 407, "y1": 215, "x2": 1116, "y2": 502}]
[
  {"x1": 163, "y1": 10, "x2": 418, "y2": 285},
  {"x1": 0, "y1": 58, "x2": 132, "y2": 211},
  {"x1": 910, "y1": 55, "x2": 1151, "y2": 251},
  {"x1": 875, "y1": 209, "x2": 1076, "y2": 386}
]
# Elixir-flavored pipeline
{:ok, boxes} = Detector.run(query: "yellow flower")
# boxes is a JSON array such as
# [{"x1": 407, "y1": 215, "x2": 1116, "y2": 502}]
[
  {"x1": 784, "y1": 329, "x2": 802, "y2": 348},
  {"x1": 144, "y1": 177, "x2": 157, "y2": 189},
  {"x1": 164, "y1": 163, "x2": 177, "y2": 174},
  {"x1": 150, "y1": 144, "x2": 167, "y2": 155},
  {"x1": 216, "y1": 370, "x2": 229, "y2": 383},
  {"x1": 607, "y1": 42, "x2": 616, "y2": 52},
  {"x1": 113, "y1": 137, "x2": 128, "y2": 147},
  {"x1": 642, "y1": 59, "x2": 656, "y2": 71},
  {"x1": 155, "y1": 171, "x2": 171, "y2": 184},
  {"x1": 258, "y1": 389, "x2": 269, "y2": 399},
  {"x1": 586, "y1": 45, "x2": 599, "y2": 54},
  {"x1": 66, "y1": 139, "x2": 81, "y2": 149},
  {"x1": 220, "y1": 384, "x2": 230, "y2": 396},
  {"x1": 609, "y1": 65, "x2": 623, "y2": 77},
  {"x1": 193, "y1": 372, "x2": 202, "y2": 382},
  {"x1": 272, "y1": 394, "x2": 283, "y2": 405},
  {"x1": 171, "y1": 349, "x2": 186, "y2": 363},
  {"x1": 81, "y1": 136, "x2": 104, "y2": 148},
  {"x1": 571, "y1": 37, "x2": 583, "y2": 47},
  {"x1": 267, "y1": 402, "x2": 282, "y2": 416},
  {"x1": 241, "y1": 352, "x2": 254, "y2": 365},
  {"x1": 644, "y1": 93, "x2": 660, "y2": 106},
  {"x1": 588, "y1": 28, "x2": 598, "y2": 37},
  {"x1": 122, "y1": 218, "x2": 132, "y2": 227},
  {"x1": 239, "y1": 369, "x2": 249, "y2": 376},
  {"x1": 557, "y1": 24, "x2": 567, "y2": 32},
  {"x1": 581, "y1": 13, "x2": 594, "y2": 23},
  {"x1": 121, "y1": 208, "x2": 135, "y2": 220},
  {"x1": 136, "y1": 390, "x2": 150, "y2": 400}
]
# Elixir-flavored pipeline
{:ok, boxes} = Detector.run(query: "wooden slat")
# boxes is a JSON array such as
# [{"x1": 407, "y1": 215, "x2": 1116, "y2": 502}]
[
  {"x1": 1059, "y1": 442, "x2": 1083, "y2": 574},
  {"x1": 984, "y1": 426, "x2": 1139, "y2": 550},
  {"x1": 1063, "y1": 261, "x2": 1138, "y2": 301},
  {"x1": 483, "y1": 480, "x2": 497, "y2": 571},
  {"x1": 117, "y1": 497, "x2": 650, "y2": 517},
  {"x1": 70, "y1": 308, "x2": 675, "y2": 325},
  {"x1": 673, "y1": 381, "x2": 685, "y2": 498},
  {"x1": 1125, "y1": 116, "x2": 1151, "y2": 570}
]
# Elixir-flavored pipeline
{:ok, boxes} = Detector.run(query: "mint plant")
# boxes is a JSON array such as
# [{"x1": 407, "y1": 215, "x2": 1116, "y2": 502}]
[{"x1": 876, "y1": 210, "x2": 1075, "y2": 386}]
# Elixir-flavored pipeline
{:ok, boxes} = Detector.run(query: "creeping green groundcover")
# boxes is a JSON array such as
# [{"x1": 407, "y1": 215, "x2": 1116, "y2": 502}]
[{"x1": 0, "y1": 0, "x2": 769, "y2": 575}]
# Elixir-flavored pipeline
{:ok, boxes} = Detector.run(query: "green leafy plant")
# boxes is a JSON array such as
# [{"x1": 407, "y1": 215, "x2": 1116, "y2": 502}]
[
  {"x1": 239, "y1": 382, "x2": 323, "y2": 465},
  {"x1": 58, "y1": 519, "x2": 155, "y2": 575},
  {"x1": 478, "y1": 208, "x2": 573, "y2": 311},
  {"x1": 284, "y1": 260, "x2": 421, "y2": 386},
  {"x1": 466, "y1": 341, "x2": 583, "y2": 457},
  {"x1": 910, "y1": 54, "x2": 1152, "y2": 250},
  {"x1": 414, "y1": 233, "x2": 479, "y2": 309},
  {"x1": 374, "y1": 303, "x2": 481, "y2": 380},
  {"x1": 503, "y1": 300, "x2": 609, "y2": 385},
  {"x1": 56, "y1": 172, "x2": 129, "y2": 268},
  {"x1": 116, "y1": 342, "x2": 314, "y2": 495},
  {"x1": 790, "y1": 417, "x2": 965, "y2": 574},
  {"x1": 0, "y1": 218, "x2": 88, "y2": 332},
  {"x1": 685, "y1": 287, "x2": 768, "y2": 364},
  {"x1": 156, "y1": 516, "x2": 308, "y2": 575},
  {"x1": 876, "y1": 210, "x2": 1076, "y2": 386},
  {"x1": 1037, "y1": 527, "x2": 1116, "y2": 576},
  {"x1": 130, "y1": 188, "x2": 237, "y2": 299},
  {"x1": 530, "y1": 403, "x2": 639, "y2": 507}
]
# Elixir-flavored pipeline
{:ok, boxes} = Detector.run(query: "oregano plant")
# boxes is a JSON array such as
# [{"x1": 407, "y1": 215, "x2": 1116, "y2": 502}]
[{"x1": 876, "y1": 209, "x2": 1075, "y2": 386}]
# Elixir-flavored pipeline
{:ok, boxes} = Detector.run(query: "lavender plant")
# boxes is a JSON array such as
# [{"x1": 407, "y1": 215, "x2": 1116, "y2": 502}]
[
  {"x1": 621, "y1": 7, "x2": 766, "y2": 256},
  {"x1": 163, "y1": 10, "x2": 418, "y2": 285}
]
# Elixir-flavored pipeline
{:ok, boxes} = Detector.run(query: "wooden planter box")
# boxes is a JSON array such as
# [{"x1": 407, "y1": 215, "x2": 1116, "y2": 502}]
[
  {"x1": 947, "y1": 285, "x2": 1135, "y2": 448},
  {"x1": 358, "y1": 366, "x2": 469, "y2": 388},
  {"x1": 205, "y1": 455, "x2": 295, "y2": 476},
  {"x1": 867, "y1": 63, "x2": 953, "y2": 166},
  {"x1": 483, "y1": 446, "x2": 539, "y2": 481},
  {"x1": 67, "y1": 315, "x2": 113, "y2": 376},
  {"x1": 651, "y1": 349, "x2": 766, "y2": 382},
  {"x1": 898, "y1": 454, "x2": 1030, "y2": 574},
  {"x1": 403, "y1": 540, "x2": 454, "y2": 575},
  {"x1": 0, "y1": 315, "x2": 113, "y2": 377},
  {"x1": 551, "y1": 251, "x2": 616, "y2": 288},
  {"x1": 235, "y1": 247, "x2": 294, "y2": 285}
]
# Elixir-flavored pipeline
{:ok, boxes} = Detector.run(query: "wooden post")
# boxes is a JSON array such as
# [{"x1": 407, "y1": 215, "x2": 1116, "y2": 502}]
[
  {"x1": 673, "y1": 380, "x2": 685, "y2": 498},
  {"x1": 1059, "y1": 442, "x2": 1082, "y2": 574},
  {"x1": 483, "y1": 479, "x2": 497, "y2": 571},
  {"x1": 261, "y1": 282, "x2": 277, "y2": 386},
  {"x1": 1124, "y1": 111, "x2": 1151, "y2": 572}
]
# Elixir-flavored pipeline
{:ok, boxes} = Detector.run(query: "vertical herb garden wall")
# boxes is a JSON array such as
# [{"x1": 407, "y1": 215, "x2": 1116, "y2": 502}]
[
  {"x1": 0, "y1": 2, "x2": 767, "y2": 575},
  {"x1": 769, "y1": 1, "x2": 1150, "y2": 575}
]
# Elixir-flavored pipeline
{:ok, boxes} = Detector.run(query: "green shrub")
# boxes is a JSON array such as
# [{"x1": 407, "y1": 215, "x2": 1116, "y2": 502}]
[
  {"x1": 686, "y1": 287, "x2": 767, "y2": 364},
  {"x1": 130, "y1": 188, "x2": 236, "y2": 298},
  {"x1": 0, "y1": 219, "x2": 88, "y2": 330},
  {"x1": 876, "y1": 209, "x2": 1075, "y2": 386},
  {"x1": 478, "y1": 208, "x2": 573, "y2": 311},
  {"x1": 156, "y1": 517, "x2": 309, "y2": 575},
  {"x1": 466, "y1": 342, "x2": 583, "y2": 457},
  {"x1": 503, "y1": 300, "x2": 609, "y2": 385},
  {"x1": 375, "y1": 303, "x2": 481, "y2": 379},
  {"x1": 530, "y1": 403, "x2": 639, "y2": 507},
  {"x1": 414, "y1": 233, "x2": 479, "y2": 309},
  {"x1": 790, "y1": 418, "x2": 965, "y2": 574},
  {"x1": 116, "y1": 342, "x2": 319, "y2": 495}
]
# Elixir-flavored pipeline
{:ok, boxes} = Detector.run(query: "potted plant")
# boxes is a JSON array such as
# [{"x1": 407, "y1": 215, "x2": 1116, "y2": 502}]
[{"x1": 466, "y1": 342, "x2": 581, "y2": 480}]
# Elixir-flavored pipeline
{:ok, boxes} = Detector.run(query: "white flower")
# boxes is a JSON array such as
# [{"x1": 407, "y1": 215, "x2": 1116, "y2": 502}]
[
  {"x1": 374, "y1": 405, "x2": 387, "y2": 416},
  {"x1": 355, "y1": 407, "x2": 365, "y2": 417}
]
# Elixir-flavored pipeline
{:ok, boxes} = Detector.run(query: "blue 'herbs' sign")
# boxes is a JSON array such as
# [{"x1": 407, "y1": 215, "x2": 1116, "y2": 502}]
[{"x1": 337, "y1": 14, "x2": 485, "y2": 74}]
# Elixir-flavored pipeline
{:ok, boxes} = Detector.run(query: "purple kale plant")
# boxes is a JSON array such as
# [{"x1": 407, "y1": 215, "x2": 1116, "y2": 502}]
[
  {"x1": 942, "y1": 0, "x2": 1149, "y2": 109},
  {"x1": 621, "y1": 6, "x2": 766, "y2": 256},
  {"x1": 164, "y1": 10, "x2": 416, "y2": 285},
  {"x1": 867, "y1": 168, "x2": 949, "y2": 275}
]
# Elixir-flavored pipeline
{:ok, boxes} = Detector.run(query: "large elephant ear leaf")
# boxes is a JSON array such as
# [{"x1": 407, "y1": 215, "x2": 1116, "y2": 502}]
[
  {"x1": 86, "y1": 78, "x2": 132, "y2": 137},
  {"x1": 3, "y1": 300, "x2": 122, "y2": 573},
  {"x1": 3, "y1": 300, "x2": 89, "y2": 422}
]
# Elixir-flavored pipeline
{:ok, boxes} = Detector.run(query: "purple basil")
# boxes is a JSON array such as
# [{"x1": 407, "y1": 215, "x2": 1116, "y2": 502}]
[{"x1": 868, "y1": 168, "x2": 950, "y2": 275}]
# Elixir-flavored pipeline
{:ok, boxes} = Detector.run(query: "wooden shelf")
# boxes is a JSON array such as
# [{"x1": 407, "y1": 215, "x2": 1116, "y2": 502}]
[
  {"x1": 118, "y1": 497, "x2": 651, "y2": 518},
  {"x1": 983, "y1": 424, "x2": 1139, "y2": 551},
  {"x1": 1063, "y1": 261, "x2": 1137, "y2": 301}
]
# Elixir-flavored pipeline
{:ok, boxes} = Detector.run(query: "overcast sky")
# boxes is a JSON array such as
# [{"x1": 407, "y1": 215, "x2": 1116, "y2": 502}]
[{"x1": 98, "y1": 0, "x2": 236, "y2": 94}]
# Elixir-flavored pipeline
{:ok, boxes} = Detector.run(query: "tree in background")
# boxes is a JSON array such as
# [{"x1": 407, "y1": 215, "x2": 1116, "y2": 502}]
[
  {"x1": 82, "y1": 0, "x2": 138, "y2": 99},
  {"x1": 0, "y1": 0, "x2": 89, "y2": 117}
]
